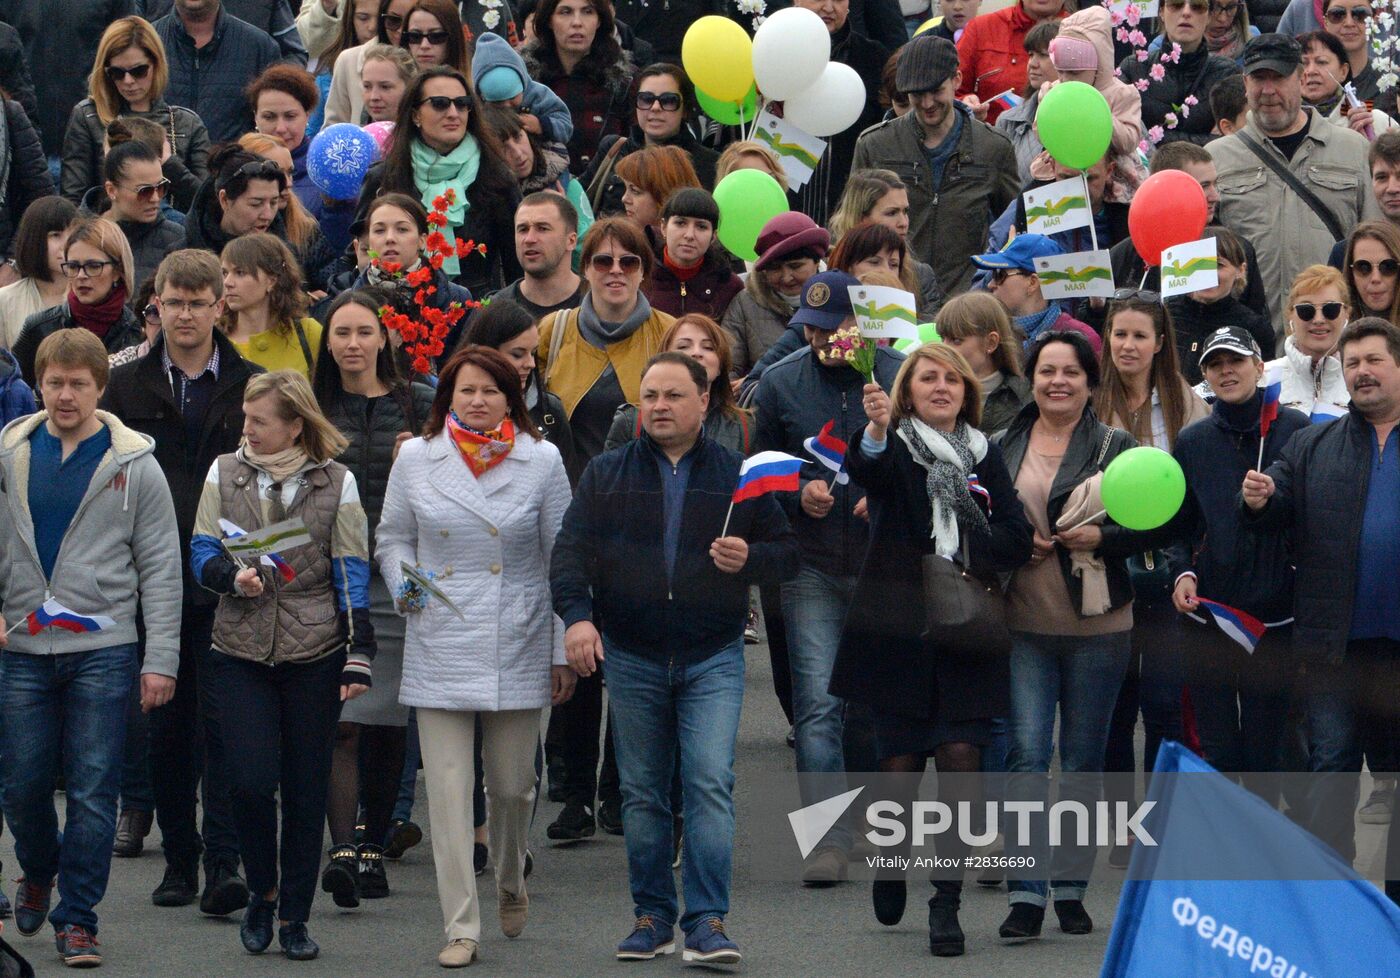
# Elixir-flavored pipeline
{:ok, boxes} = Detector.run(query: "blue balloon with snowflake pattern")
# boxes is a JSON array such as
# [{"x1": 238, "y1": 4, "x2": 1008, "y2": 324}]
[{"x1": 307, "y1": 124, "x2": 380, "y2": 201}]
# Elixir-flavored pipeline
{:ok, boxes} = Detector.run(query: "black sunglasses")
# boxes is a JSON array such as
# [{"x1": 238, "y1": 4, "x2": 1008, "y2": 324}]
[
  {"x1": 991, "y1": 268, "x2": 1030, "y2": 285},
  {"x1": 142, "y1": 303, "x2": 161, "y2": 324},
  {"x1": 417, "y1": 95, "x2": 471, "y2": 112},
  {"x1": 1112, "y1": 287, "x2": 1163, "y2": 302},
  {"x1": 1164, "y1": 0, "x2": 1211, "y2": 10},
  {"x1": 590, "y1": 253, "x2": 643, "y2": 272},
  {"x1": 105, "y1": 63, "x2": 152, "y2": 82},
  {"x1": 402, "y1": 28, "x2": 450, "y2": 45},
  {"x1": 1293, "y1": 301, "x2": 1345, "y2": 322},
  {"x1": 1352, "y1": 257, "x2": 1400, "y2": 277},
  {"x1": 383, "y1": 13, "x2": 404, "y2": 30},
  {"x1": 636, "y1": 91, "x2": 683, "y2": 112},
  {"x1": 1324, "y1": 5, "x2": 1371, "y2": 21}
]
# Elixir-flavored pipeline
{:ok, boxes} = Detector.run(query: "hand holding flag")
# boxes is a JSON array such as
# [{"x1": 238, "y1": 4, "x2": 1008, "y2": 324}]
[
  {"x1": 1194, "y1": 598, "x2": 1266, "y2": 655},
  {"x1": 1257, "y1": 366, "x2": 1282, "y2": 470},
  {"x1": 220, "y1": 518, "x2": 298, "y2": 581}
]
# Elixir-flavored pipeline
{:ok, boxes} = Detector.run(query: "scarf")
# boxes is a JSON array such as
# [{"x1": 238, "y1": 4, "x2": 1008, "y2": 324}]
[
  {"x1": 780, "y1": 290, "x2": 802, "y2": 310},
  {"x1": 365, "y1": 257, "x2": 424, "y2": 287},
  {"x1": 67, "y1": 283, "x2": 129, "y2": 341},
  {"x1": 446, "y1": 411, "x2": 515, "y2": 477},
  {"x1": 1309, "y1": 92, "x2": 1345, "y2": 118},
  {"x1": 1015, "y1": 302, "x2": 1063, "y2": 347},
  {"x1": 411, "y1": 135, "x2": 480, "y2": 277},
  {"x1": 1205, "y1": 26, "x2": 1244, "y2": 61},
  {"x1": 243, "y1": 444, "x2": 312, "y2": 483},
  {"x1": 576, "y1": 291, "x2": 653, "y2": 349},
  {"x1": 896, "y1": 416, "x2": 990, "y2": 557}
]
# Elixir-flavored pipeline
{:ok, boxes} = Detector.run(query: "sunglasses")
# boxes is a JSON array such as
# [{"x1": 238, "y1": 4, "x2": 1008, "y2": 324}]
[
  {"x1": 60, "y1": 259, "x2": 117, "y2": 278},
  {"x1": 124, "y1": 177, "x2": 171, "y2": 202},
  {"x1": 402, "y1": 28, "x2": 450, "y2": 45},
  {"x1": 142, "y1": 303, "x2": 161, "y2": 324},
  {"x1": 1112, "y1": 287, "x2": 1164, "y2": 302},
  {"x1": 1352, "y1": 257, "x2": 1400, "y2": 277},
  {"x1": 1324, "y1": 5, "x2": 1371, "y2": 21},
  {"x1": 636, "y1": 91, "x2": 682, "y2": 112},
  {"x1": 1293, "y1": 301, "x2": 1345, "y2": 321},
  {"x1": 417, "y1": 95, "x2": 471, "y2": 112},
  {"x1": 991, "y1": 268, "x2": 1030, "y2": 285},
  {"x1": 590, "y1": 253, "x2": 643, "y2": 272},
  {"x1": 1164, "y1": 0, "x2": 1211, "y2": 10},
  {"x1": 106, "y1": 62, "x2": 152, "y2": 82},
  {"x1": 383, "y1": 13, "x2": 404, "y2": 30}
]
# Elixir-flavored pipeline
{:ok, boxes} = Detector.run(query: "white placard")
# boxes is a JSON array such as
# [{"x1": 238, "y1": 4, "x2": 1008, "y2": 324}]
[
  {"x1": 1160, "y1": 238, "x2": 1219, "y2": 299},
  {"x1": 1109, "y1": 0, "x2": 1160, "y2": 19},
  {"x1": 1033, "y1": 249, "x2": 1116, "y2": 300},
  {"x1": 848, "y1": 285, "x2": 920, "y2": 341},
  {"x1": 1022, "y1": 176, "x2": 1092, "y2": 236},
  {"x1": 753, "y1": 109, "x2": 826, "y2": 190}
]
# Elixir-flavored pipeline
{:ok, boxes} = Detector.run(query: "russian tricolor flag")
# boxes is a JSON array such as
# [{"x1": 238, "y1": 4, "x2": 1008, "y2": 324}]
[
  {"x1": 1310, "y1": 402, "x2": 1347, "y2": 425},
  {"x1": 1259, "y1": 367, "x2": 1282, "y2": 442},
  {"x1": 27, "y1": 598, "x2": 116, "y2": 636},
  {"x1": 733, "y1": 451, "x2": 806, "y2": 503},
  {"x1": 1197, "y1": 598, "x2": 1267, "y2": 655},
  {"x1": 989, "y1": 88, "x2": 1023, "y2": 112},
  {"x1": 803, "y1": 420, "x2": 849, "y2": 485},
  {"x1": 968, "y1": 473, "x2": 991, "y2": 513}
]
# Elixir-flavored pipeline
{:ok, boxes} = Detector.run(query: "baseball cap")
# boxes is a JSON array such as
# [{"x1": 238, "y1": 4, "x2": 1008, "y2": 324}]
[
  {"x1": 1198, "y1": 325, "x2": 1262, "y2": 366},
  {"x1": 1242, "y1": 33, "x2": 1302, "y2": 76},
  {"x1": 971, "y1": 234, "x2": 1063, "y2": 272},
  {"x1": 791, "y1": 270, "x2": 860, "y2": 332}
]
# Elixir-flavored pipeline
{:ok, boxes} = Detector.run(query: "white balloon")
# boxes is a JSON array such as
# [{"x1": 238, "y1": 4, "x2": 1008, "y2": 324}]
[
  {"x1": 751, "y1": 7, "x2": 831, "y2": 102},
  {"x1": 782, "y1": 62, "x2": 867, "y2": 138}
]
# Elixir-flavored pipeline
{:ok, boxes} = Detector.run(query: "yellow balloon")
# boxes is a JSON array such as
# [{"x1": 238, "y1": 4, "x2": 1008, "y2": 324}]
[
  {"x1": 681, "y1": 16, "x2": 754, "y2": 103},
  {"x1": 914, "y1": 15, "x2": 944, "y2": 36}
]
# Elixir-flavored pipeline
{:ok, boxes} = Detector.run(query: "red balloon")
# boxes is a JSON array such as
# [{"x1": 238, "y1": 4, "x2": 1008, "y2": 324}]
[{"x1": 1128, "y1": 170, "x2": 1209, "y2": 267}]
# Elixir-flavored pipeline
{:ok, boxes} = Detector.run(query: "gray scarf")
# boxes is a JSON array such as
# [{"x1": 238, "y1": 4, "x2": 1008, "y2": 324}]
[
  {"x1": 896, "y1": 416, "x2": 990, "y2": 557},
  {"x1": 576, "y1": 291, "x2": 653, "y2": 349}
]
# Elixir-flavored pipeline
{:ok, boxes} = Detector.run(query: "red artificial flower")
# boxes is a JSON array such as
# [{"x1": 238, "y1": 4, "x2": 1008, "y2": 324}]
[
  {"x1": 425, "y1": 230, "x2": 447, "y2": 253},
  {"x1": 429, "y1": 253, "x2": 444, "y2": 270},
  {"x1": 381, "y1": 260, "x2": 402, "y2": 275},
  {"x1": 412, "y1": 355, "x2": 432, "y2": 375},
  {"x1": 433, "y1": 193, "x2": 451, "y2": 211},
  {"x1": 426, "y1": 211, "x2": 447, "y2": 227},
  {"x1": 405, "y1": 267, "x2": 432, "y2": 287}
]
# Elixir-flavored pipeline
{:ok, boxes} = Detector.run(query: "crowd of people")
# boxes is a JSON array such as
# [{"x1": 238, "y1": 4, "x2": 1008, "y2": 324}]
[{"x1": 0, "y1": 0, "x2": 1397, "y2": 970}]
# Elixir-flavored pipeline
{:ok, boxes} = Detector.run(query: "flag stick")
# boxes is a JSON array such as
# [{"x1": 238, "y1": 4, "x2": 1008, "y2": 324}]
[
  {"x1": 5, "y1": 616, "x2": 26, "y2": 636},
  {"x1": 1059, "y1": 507, "x2": 1107, "y2": 533},
  {"x1": 1257, "y1": 430, "x2": 1266, "y2": 473},
  {"x1": 720, "y1": 498, "x2": 735, "y2": 538},
  {"x1": 1083, "y1": 174, "x2": 1098, "y2": 253}
]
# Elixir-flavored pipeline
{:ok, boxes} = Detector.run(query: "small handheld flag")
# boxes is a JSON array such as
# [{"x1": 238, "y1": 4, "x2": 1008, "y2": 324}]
[
  {"x1": 25, "y1": 598, "x2": 116, "y2": 636},
  {"x1": 1195, "y1": 598, "x2": 1266, "y2": 655},
  {"x1": 1257, "y1": 367, "x2": 1282, "y2": 470},
  {"x1": 1310, "y1": 402, "x2": 1346, "y2": 425},
  {"x1": 220, "y1": 519, "x2": 297, "y2": 581},
  {"x1": 721, "y1": 451, "x2": 806, "y2": 536},
  {"x1": 803, "y1": 420, "x2": 849, "y2": 485},
  {"x1": 968, "y1": 474, "x2": 991, "y2": 514},
  {"x1": 989, "y1": 88, "x2": 1023, "y2": 112},
  {"x1": 222, "y1": 517, "x2": 313, "y2": 560}
]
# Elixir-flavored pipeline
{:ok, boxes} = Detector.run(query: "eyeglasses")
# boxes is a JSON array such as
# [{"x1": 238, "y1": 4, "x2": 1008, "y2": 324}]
[
  {"x1": 159, "y1": 298, "x2": 218, "y2": 315},
  {"x1": 416, "y1": 95, "x2": 471, "y2": 112},
  {"x1": 636, "y1": 91, "x2": 682, "y2": 112},
  {"x1": 991, "y1": 268, "x2": 1030, "y2": 285},
  {"x1": 1293, "y1": 301, "x2": 1345, "y2": 321},
  {"x1": 383, "y1": 13, "x2": 404, "y2": 31},
  {"x1": 106, "y1": 63, "x2": 152, "y2": 83},
  {"x1": 1352, "y1": 257, "x2": 1400, "y2": 277},
  {"x1": 60, "y1": 259, "x2": 117, "y2": 278},
  {"x1": 1208, "y1": 0, "x2": 1241, "y2": 14},
  {"x1": 142, "y1": 303, "x2": 161, "y2": 324},
  {"x1": 402, "y1": 29, "x2": 450, "y2": 45},
  {"x1": 123, "y1": 177, "x2": 171, "y2": 202},
  {"x1": 1112, "y1": 287, "x2": 1164, "y2": 302},
  {"x1": 1324, "y1": 5, "x2": 1371, "y2": 21},
  {"x1": 589, "y1": 253, "x2": 643, "y2": 272}
]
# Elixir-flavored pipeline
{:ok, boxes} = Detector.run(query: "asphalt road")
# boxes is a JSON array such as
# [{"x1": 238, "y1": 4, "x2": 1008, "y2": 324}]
[{"x1": 3, "y1": 636, "x2": 1389, "y2": 978}]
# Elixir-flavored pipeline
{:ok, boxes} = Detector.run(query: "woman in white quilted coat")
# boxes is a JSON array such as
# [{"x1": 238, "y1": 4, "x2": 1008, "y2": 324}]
[{"x1": 375, "y1": 345, "x2": 575, "y2": 969}]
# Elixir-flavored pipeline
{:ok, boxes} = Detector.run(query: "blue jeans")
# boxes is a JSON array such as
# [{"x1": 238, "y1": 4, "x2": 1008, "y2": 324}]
[
  {"x1": 1005, "y1": 630, "x2": 1132, "y2": 907},
  {"x1": 391, "y1": 709, "x2": 420, "y2": 828},
  {"x1": 603, "y1": 640, "x2": 744, "y2": 935},
  {"x1": 781, "y1": 566, "x2": 858, "y2": 852},
  {"x1": 0, "y1": 644, "x2": 138, "y2": 933}
]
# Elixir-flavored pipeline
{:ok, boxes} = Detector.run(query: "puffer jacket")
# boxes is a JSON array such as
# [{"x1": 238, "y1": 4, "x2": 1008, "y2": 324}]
[
  {"x1": 0, "y1": 99, "x2": 54, "y2": 264},
  {"x1": 853, "y1": 102, "x2": 1020, "y2": 296},
  {"x1": 722, "y1": 289, "x2": 793, "y2": 378},
  {"x1": 645, "y1": 250, "x2": 743, "y2": 321},
  {"x1": 1054, "y1": 7, "x2": 1143, "y2": 155},
  {"x1": 155, "y1": 7, "x2": 282, "y2": 144},
  {"x1": 119, "y1": 215, "x2": 188, "y2": 294},
  {"x1": 1118, "y1": 44, "x2": 1239, "y2": 147},
  {"x1": 376, "y1": 429, "x2": 572, "y2": 711},
  {"x1": 60, "y1": 99, "x2": 211, "y2": 213},
  {"x1": 522, "y1": 43, "x2": 637, "y2": 176},
  {"x1": 1260, "y1": 338, "x2": 1350, "y2": 419},
  {"x1": 0, "y1": 346, "x2": 35, "y2": 425},
  {"x1": 12, "y1": 301, "x2": 145, "y2": 387}
]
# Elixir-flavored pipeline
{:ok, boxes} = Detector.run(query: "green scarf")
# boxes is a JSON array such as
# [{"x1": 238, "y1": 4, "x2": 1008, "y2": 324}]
[{"x1": 411, "y1": 135, "x2": 480, "y2": 277}]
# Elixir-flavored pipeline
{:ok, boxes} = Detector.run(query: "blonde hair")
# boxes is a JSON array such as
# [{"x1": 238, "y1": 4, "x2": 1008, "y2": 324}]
[
  {"x1": 890, "y1": 343, "x2": 982, "y2": 429},
  {"x1": 90, "y1": 17, "x2": 169, "y2": 126},
  {"x1": 828, "y1": 169, "x2": 906, "y2": 243},
  {"x1": 35, "y1": 328, "x2": 110, "y2": 389},
  {"x1": 1286, "y1": 264, "x2": 1349, "y2": 338},
  {"x1": 243, "y1": 370, "x2": 349, "y2": 463},
  {"x1": 360, "y1": 41, "x2": 419, "y2": 86},
  {"x1": 66, "y1": 216, "x2": 137, "y2": 295},
  {"x1": 236, "y1": 132, "x2": 320, "y2": 251},
  {"x1": 715, "y1": 141, "x2": 789, "y2": 193},
  {"x1": 935, "y1": 291, "x2": 1024, "y2": 378}
]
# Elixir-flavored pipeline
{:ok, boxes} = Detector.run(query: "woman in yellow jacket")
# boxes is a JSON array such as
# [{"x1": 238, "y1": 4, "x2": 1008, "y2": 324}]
[{"x1": 219, "y1": 232, "x2": 323, "y2": 379}]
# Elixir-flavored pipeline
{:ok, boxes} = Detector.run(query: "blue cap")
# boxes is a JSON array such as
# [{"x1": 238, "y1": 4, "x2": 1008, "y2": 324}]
[
  {"x1": 971, "y1": 233, "x2": 1063, "y2": 272},
  {"x1": 477, "y1": 65, "x2": 524, "y2": 102},
  {"x1": 791, "y1": 270, "x2": 860, "y2": 331}
]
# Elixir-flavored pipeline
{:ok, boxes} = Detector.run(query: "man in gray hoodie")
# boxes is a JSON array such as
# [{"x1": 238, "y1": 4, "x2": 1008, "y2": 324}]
[{"x1": 0, "y1": 329, "x2": 181, "y2": 968}]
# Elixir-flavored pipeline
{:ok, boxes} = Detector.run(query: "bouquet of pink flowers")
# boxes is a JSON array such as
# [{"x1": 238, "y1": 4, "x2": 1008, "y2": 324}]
[{"x1": 824, "y1": 324, "x2": 877, "y2": 382}]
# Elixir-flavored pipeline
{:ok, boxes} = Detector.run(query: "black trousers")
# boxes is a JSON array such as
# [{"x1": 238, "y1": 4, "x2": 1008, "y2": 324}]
[
  {"x1": 148, "y1": 603, "x2": 240, "y2": 871},
  {"x1": 555, "y1": 670, "x2": 620, "y2": 808},
  {"x1": 208, "y1": 648, "x2": 344, "y2": 923}
]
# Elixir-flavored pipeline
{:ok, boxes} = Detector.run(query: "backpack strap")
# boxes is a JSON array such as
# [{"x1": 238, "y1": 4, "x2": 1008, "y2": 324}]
[{"x1": 292, "y1": 319, "x2": 314, "y2": 373}]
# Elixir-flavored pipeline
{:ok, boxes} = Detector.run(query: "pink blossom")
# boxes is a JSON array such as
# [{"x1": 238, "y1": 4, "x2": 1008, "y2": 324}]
[
  {"x1": 1137, "y1": 49, "x2": 1151, "y2": 62},
  {"x1": 1164, "y1": 112, "x2": 1179, "y2": 128},
  {"x1": 1148, "y1": 125, "x2": 1166, "y2": 144},
  {"x1": 1125, "y1": 3, "x2": 1142, "y2": 25},
  {"x1": 1180, "y1": 101, "x2": 1192, "y2": 118},
  {"x1": 1150, "y1": 63, "x2": 1167, "y2": 81},
  {"x1": 1184, "y1": 94, "x2": 1199, "y2": 106},
  {"x1": 1114, "y1": 67, "x2": 1124, "y2": 78},
  {"x1": 1129, "y1": 29, "x2": 1147, "y2": 46},
  {"x1": 1116, "y1": 26, "x2": 1130, "y2": 42},
  {"x1": 1135, "y1": 77, "x2": 1151, "y2": 91},
  {"x1": 1138, "y1": 139, "x2": 1151, "y2": 154},
  {"x1": 1166, "y1": 42, "x2": 1183, "y2": 64}
]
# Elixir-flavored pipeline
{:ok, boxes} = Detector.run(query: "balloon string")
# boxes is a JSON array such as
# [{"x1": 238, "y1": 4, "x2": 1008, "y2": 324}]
[{"x1": 1083, "y1": 174, "x2": 1099, "y2": 253}]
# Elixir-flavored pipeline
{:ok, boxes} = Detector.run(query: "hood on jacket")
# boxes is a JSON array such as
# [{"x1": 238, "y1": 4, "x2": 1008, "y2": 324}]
[
  {"x1": 473, "y1": 32, "x2": 529, "y2": 93},
  {"x1": 1, "y1": 408, "x2": 155, "y2": 462},
  {"x1": 524, "y1": 139, "x2": 571, "y2": 193},
  {"x1": 1056, "y1": 6, "x2": 1117, "y2": 91},
  {"x1": 0, "y1": 347, "x2": 19, "y2": 388}
]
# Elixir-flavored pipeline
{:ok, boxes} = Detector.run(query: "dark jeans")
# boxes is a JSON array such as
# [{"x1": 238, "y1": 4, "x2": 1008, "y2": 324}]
[
  {"x1": 555, "y1": 669, "x2": 621, "y2": 809},
  {"x1": 0, "y1": 644, "x2": 138, "y2": 934},
  {"x1": 119, "y1": 675, "x2": 154, "y2": 813},
  {"x1": 207, "y1": 649, "x2": 344, "y2": 924},
  {"x1": 1104, "y1": 593, "x2": 1182, "y2": 811},
  {"x1": 392, "y1": 709, "x2": 420, "y2": 827},
  {"x1": 148, "y1": 603, "x2": 239, "y2": 871}
]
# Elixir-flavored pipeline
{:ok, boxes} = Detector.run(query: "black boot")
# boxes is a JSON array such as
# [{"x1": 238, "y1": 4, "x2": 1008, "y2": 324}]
[
  {"x1": 928, "y1": 883, "x2": 965, "y2": 956},
  {"x1": 320, "y1": 845, "x2": 360, "y2": 908},
  {"x1": 358, "y1": 844, "x2": 389, "y2": 899},
  {"x1": 999, "y1": 903, "x2": 1045, "y2": 942},
  {"x1": 1054, "y1": 898, "x2": 1093, "y2": 934},
  {"x1": 201, "y1": 861, "x2": 250, "y2": 916},
  {"x1": 152, "y1": 859, "x2": 199, "y2": 907},
  {"x1": 871, "y1": 879, "x2": 907, "y2": 926}
]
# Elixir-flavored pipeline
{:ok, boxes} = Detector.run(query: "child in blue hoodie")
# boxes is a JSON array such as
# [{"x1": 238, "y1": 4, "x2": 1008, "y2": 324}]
[
  {"x1": 0, "y1": 347, "x2": 35, "y2": 425},
  {"x1": 471, "y1": 32, "x2": 575, "y2": 145}
]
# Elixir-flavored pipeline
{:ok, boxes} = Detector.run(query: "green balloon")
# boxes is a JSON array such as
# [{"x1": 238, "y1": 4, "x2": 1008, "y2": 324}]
[
  {"x1": 713, "y1": 169, "x2": 788, "y2": 261},
  {"x1": 1036, "y1": 81, "x2": 1113, "y2": 171},
  {"x1": 696, "y1": 85, "x2": 758, "y2": 126},
  {"x1": 1100, "y1": 447, "x2": 1186, "y2": 531},
  {"x1": 893, "y1": 323, "x2": 940, "y2": 353}
]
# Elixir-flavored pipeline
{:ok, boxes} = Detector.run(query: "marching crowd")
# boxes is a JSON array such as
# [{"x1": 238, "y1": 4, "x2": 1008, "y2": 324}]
[{"x1": 0, "y1": 0, "x2": 1397, "y2": 970}]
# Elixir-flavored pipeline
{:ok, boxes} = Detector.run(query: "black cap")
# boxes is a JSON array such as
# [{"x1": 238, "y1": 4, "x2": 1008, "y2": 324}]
[
  {"x1": 1242, "y1": 33, "x2": 1302, "y2": 76},
  {"x1": 1199, "y1": 325, "x2": 1262, "y2": 367}
]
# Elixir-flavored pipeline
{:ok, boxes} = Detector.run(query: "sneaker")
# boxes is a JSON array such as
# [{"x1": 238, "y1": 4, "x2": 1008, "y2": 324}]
[
  {"x1": 200, "y1": 863, "x2": 250, "y2": 917},
  {"x1": 14, "y1": 877, "x2": 54, "y2": 936},
  {"x1": 55, "y1": 924, "x2": 101, "y2": 968},
  {"x1": 240, "y1": 897, "x2": 276, "y2": 954},
  {"x1": 112, "y1": 809, "x2": 153, "y2": 858},
  {"x1": 438, "y1": 938, "x2": 477, "y2": 967},
  {"x1": 616, "y1": 915, "x2": 675, "y2": 960},
  {"x1": 800, "y1": 847, "x2": 847, "y2": 887},
  {"x1": 473, "y1": 842, "x2": 488, "y2": 878},
  {"x1": 743, "y1": 609, "x2": 760, "y2": 644},
  {"x1": 151, "y1": 862, "x2": 198, "y2": 907},
  {"x1": 383, "y1": 819, "x2": 423, "y2": 860},
  {"x1": 999, "y1": 903, "x2": 1044, "y2": 943},
  {"x1": 1359, "y1": 780, "x2": 1395, "y2": 825},
  {"x1": 358, "y1": 844, "x2": 389, "y2": 899},
  {"x1": 320, "y1": 845, "x2": 360, "y2": 908},
  {"x1": 683, "y1": 917, "x2": 741, "y2": 964},
  {"x1": 278, "y1": 922, "x2": 319, "y2": 961},
  {"x1": 597, "y1": 798, "x2": 624, "y2": 836},
  {"x1": 547, "y1": 802, "x2": 596, "y2": 841}
]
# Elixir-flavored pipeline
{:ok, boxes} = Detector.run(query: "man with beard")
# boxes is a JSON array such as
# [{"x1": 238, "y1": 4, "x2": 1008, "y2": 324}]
[{"x1": 493, "y1": 192, "x2": 585, "y2": 319}]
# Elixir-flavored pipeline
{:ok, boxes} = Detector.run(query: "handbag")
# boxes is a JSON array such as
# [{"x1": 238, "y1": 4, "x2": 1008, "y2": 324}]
[{"x1": 920, "y1": 535, "x2": 1012, "y2": 657}]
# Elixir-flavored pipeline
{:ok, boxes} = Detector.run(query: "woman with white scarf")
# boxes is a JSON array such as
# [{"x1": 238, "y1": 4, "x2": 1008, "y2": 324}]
[{"x1": 828, "y1": 343, "x2": 1032, "y2": 958}]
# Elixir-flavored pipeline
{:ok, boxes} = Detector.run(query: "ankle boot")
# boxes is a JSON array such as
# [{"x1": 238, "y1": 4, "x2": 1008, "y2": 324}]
[{"x1": 928, "y1": 881, "x2": 964, "y2": 956}]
